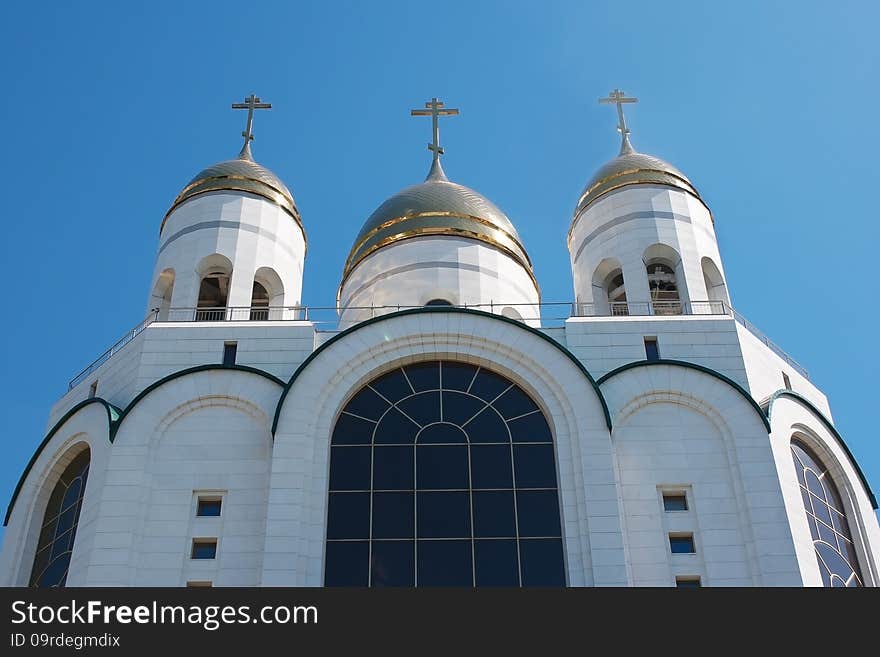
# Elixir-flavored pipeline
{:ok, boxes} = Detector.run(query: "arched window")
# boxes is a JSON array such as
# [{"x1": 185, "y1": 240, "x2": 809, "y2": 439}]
[
  {"x1": 250, "y1": 281, "x2": 270, "y2": 320},
  {"x1": 150, "y1": 268, "x2": 175, "y2": 321},
  {"x1": 196, "y1": 272, "x2": 230, "y2": 321},
  {"x1": 700, "y1": 257, "x2": 728, "y2": 310},
  {"x1": 605, "y1": 271, "x2": 628, "y2": 316},
  {"x1": 646, "y1": 263, "x2": 681, "y2": 315},
  {"x1": 29, "y1": 448, "x2": 91, "y2": 587},
  {"x1": 425, "y1": 299, "x2": 453, "y2": 307},
  {"x1": 790, "y1": 439, "x2": 863, "y2": 587},
  {"x1": 325, "y1": 360, "x2": 565, "y2": 587}
]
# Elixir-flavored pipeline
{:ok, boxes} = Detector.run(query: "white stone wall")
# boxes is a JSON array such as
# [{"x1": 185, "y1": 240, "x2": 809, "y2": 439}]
[
  {"x1": 565, "y1": 315, "x2": 748, "y2": 386},
  {"x1": 569, "y1": 185, "x2": 727, "y2": 310},
  {"x1": 150, "y1": 192, "x2": 306, "y2": 315},
  {"x1": 84, "y1": 369, "x2": 281, "y2": 586},
  {"x1": 736, "y1": 324, "x2": 830, "y2": 416},
  {"x1": 338, "y1": 236, "x2": 541, "y2": 328},
  {"x1": 600, "y1": 365, "x2": 803, "y2": 586}
]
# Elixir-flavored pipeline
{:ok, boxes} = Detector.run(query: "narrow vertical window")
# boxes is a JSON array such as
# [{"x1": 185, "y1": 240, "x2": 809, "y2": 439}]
[
  {"x1": 29, "y1": 448, "x2": 91, "y2": 587},
  {"x1": 782, "y1": 372, "x2": 792, "y2": 390},
  {"x1": 222, "y1": 342, "x2": 237, "y2": 366},
  {"x1": 88, "y1": 381, "x2": 98, "y2": 399},
  {"x1": 644, "y1": 337, "x2": 660, "y2": 362}
]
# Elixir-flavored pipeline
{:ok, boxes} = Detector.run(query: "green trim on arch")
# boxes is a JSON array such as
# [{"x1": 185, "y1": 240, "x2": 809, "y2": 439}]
[
  {"x1": 109, "y1": 364, "x2": 284, "y2": 441},
  {"x1": 271, "y1": 307, "x2": 612, "y2": 434},
  {"x1": 4, "y1": 398, "x2": 121, "y2": 526},
  {"x1": 767, "y1": 390, "x2": 877, "y2": 509},
  {"x1": 5, "y1": 364, "x2": 284, "y2": 527},
  {"x1": 596, "y1": 359, "x2": 772, "y2": 432}
]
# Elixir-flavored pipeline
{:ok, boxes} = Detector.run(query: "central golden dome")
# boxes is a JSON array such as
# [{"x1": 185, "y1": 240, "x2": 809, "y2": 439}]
[{"x1": 342, "y1": 159, "x2": 533, "y2": 283}]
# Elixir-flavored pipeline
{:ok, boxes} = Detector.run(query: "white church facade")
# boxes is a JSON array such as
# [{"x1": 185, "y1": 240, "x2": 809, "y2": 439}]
[{"x1": 1, "y1": 93, "x2": 877, "y2": 588}]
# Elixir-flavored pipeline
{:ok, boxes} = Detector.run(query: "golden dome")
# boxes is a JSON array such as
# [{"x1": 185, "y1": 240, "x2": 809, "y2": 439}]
[
  {"x1": 341, "y1": 159, "x2": 533, "y2": 285},
  {"x1": 161, "y1": 145, "x2": 303, "y2": 237}
]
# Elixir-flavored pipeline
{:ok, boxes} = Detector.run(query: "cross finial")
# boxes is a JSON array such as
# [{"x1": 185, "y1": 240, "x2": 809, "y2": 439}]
[
  {"x1": 599, "y1": 89, "x2": 638, "y2": 155},
  {"x1": 411, "y1": 97, "x2": 460, "y2": 177},
  {"x1": 232, "y1": 94, "x2": 272, "y2": 159}
]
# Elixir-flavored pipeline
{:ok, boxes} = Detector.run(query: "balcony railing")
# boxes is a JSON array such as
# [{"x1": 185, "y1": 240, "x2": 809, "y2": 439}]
[{"x1": 67, "y1": 299, "x2": 809, "y2": 390}]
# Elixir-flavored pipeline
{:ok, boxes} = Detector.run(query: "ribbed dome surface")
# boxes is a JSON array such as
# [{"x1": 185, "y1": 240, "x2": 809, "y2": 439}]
[
  {"x1": 575, "y1": 150, "x2": 700, "y2": 215},
  {"x1": 342, "y1": 160, "x2": 532, "y2": 281},
  {"x1": 162, "y1": 151, "x2": 302, "y2": 234}
]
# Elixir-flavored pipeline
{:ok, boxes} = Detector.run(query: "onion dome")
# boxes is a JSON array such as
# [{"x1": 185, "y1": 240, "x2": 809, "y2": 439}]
[
  {"x1": 575, "y1": 135, "x2": 702, "y2": 215},
  {"x1": 341, "y1": 158, "x2": 533, "y2": 284},
  {"x1": 161, "y1": 141, "x2": 303, "y2": 236}
]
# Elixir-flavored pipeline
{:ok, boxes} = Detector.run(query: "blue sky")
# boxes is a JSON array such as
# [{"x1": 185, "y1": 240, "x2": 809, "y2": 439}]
[{"x1": 1, "y1": 0, "x2": 878, "y2": 541}]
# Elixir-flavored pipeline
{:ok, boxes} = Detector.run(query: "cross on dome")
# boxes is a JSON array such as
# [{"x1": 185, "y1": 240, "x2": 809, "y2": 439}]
[
  {"x1": 411, "y1": 97, "x2": 460, "y2": 173},
  {"x1": 599, "y1": 89, "x2": 638, "y2": 155},
  {"x1": 232, "y1": 94, "x2": 272, "y2": 159}
]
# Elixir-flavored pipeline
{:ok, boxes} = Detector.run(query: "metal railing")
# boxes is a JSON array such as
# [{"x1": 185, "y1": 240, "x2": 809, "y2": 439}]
[
  {"x1": 68, "y1": 309, "x2": 159, "y2": 390},
  {"x1": 67, "y1": 298, "x2": 809, "y2": 390}
]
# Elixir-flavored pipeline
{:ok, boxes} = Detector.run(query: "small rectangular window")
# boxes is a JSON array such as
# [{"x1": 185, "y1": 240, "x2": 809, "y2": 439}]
[
  {"x1": 663, "y1": 493, "x2": 688, "y2": 512},
  {"x1": 186, "y1": 580, "x2": 213, "y2": 587},
  {"x1": 782, "y1": 372, "x2": 792, "y2": 390},
  {"x1": 88, "y1": 380, "x2": 98, "y2": 399},
  {"x1": 669, "y1": 534, "x2": 696, "y2": 554},
  {"x1": 644, "y1": 337, "x2": 660, "y2": 362},
  {"x1": 197, "y1": 498, "x2": 222, "y2": 517},
  {"x1": 222, "y1": 342, "x2": 237, "y2": 366},
  {"x1": 191, "y1": 539, "x2": 217, "y2": 559},
  {"x1": 675, "y1": 576, "x2": 702, "y2": 588}
]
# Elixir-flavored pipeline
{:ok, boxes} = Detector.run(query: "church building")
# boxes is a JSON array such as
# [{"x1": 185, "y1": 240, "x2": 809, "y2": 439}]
[{"x1": 2, "y1": 92, "x2": 877, "y2": 588}]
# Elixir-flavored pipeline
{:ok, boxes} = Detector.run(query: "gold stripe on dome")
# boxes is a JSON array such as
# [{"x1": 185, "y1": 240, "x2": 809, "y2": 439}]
[
  {"x1": 566, "y1": 168, "x2": 712, "y2": 247},
  {"x1": 344, "y1": 210, "x2": 532, "y2": 277},
  {"x1": 337, "y1": 225, "x2": 541, "y2": 303},
  {"x1": 161, "y1": 176, "x2": 305, "y2": 243}
]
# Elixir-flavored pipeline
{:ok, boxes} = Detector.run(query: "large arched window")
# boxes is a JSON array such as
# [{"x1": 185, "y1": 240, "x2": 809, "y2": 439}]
[
  {"x1": 790, "y1": 439, "x2": 863, "y2": 587},
  {"x1": 196, "y1": 272, "x2": 230, "y2": 321},
  {"x1": 29, "y1": 448, "x2": 91, "y2": 587},
  {"x1": 325, "y1": 360, "x2": 565, "y2": 587}
]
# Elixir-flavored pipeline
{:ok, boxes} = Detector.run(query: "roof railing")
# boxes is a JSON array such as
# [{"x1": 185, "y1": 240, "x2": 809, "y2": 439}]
[{"x1": 66, "y1": 299, "x2": 808, "y2": 390}]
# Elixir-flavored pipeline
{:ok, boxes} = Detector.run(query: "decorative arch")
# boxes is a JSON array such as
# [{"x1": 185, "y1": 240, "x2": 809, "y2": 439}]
[
  {"x1": 195, "y1": 254, "x2": 234, "y2": 321},
  {"x1": 766, "y1": 390, "x2": 876, "y2": 508},
  {"x1": 701, "y1": 257, "x2": 728, "y2": 305},
  {"x1": 268, "y1": 308, "x2": 620, "y2": 586},
  {"x1": 597, "y1": 359, "x2": 770, "y2": 432},
  {"x1": 27, "y1": 443, "x2": 91, "y2": 587},
  {"x1": 591, "y1": 257, "x2": 627, "y2": 316},
  {"x1": 149, "y1": 268, "x2": 175, "y2": 321},
  {"x1": 253, "y1": 266, "x2": 285, "y2": 319},
  {"x1": 4, "y1": 399, "x2": 118, "y2": 526},
  {"x1": 643, "y1": 243, "x2": 688, "y2": 313}
]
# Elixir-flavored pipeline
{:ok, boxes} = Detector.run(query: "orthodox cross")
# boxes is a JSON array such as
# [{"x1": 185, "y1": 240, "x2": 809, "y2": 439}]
[
  {"x1": 411, "y1": 97, "x2": 460, "y2": 161},
  {"x1": 232, "y1": 94, "x2": 272, "y2": 153},
  {"x1": 599, "y1": 89, "x2": 638, "y2": 153}
]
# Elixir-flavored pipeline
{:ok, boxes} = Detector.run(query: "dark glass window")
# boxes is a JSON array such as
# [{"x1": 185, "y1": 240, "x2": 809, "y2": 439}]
[
  {"x1": 675, "y1": 577, "x2": 702, "y2": 588},
  {"x1": 222, "y1": 342, "x2": 237, "y2": 366},
  {"x1": 790, "y1": 440, "x2": 863, "y2": 587},
  {"x1": 662, "y1": 493, "x2": 688, "y2": 512},
  {"x1": 196, "y1": 498, "x2": 222, "y2": 517},
  {"x1": 644, "y1": 337, "x2": 660, "y2": 361},
  {"x1": 669, "y1": 534, "x2": 696, "y2": 554},
  {"x1": 191, "y1": 539, "x2": 217, "y2": 559},
  {"x1": 325, "y1": 360, "x2": 565, "y2": 587},
  {"x1": 29, "y1": 449, "x2": 90, "y2": 587}
]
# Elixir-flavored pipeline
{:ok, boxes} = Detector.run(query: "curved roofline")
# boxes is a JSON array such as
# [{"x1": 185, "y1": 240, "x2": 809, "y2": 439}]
[
  {"x1": 110, "y1": 364, "x2": 284, "y2": 441},
  {"x1": 4, "y1": 398, "x2": 120, "y2": 526},
  {"x1": 272, "y1": 307, "x2": 612, "y2": 434},
  {"x1": 4, "y1": 365, "x2": 284, "y2": 526},
  {"x1": 766, "y1": 390, "x2": 877, "y2": 509},
  {"x1": 597, "y1": 359, "x2": 771, "y2": 432}
]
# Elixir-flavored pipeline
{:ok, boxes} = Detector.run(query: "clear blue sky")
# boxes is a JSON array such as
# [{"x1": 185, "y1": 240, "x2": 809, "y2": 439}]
[{"x1": 1, "y1": 0, "x2": 878, "y2": 542}]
